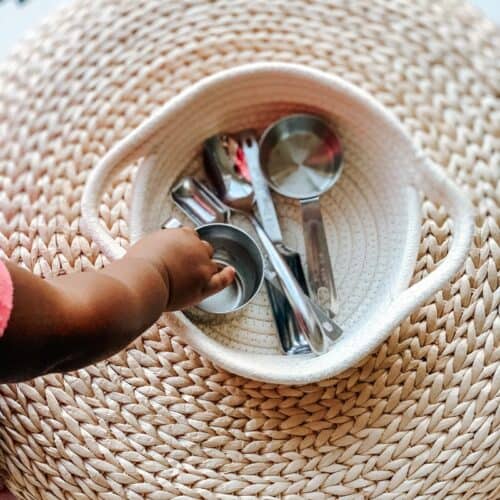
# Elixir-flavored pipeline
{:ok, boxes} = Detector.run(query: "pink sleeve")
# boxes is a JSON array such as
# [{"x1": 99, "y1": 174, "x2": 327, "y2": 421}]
[
  {"x1": 0, "y1": 260, "x2": 13, "y2": 337},
  {"x1": 0, "y1": 263, "x2": 15, "y2": 499},
  {"x1": 0, "y1": 489, "x2": 16, "y2": 499}
]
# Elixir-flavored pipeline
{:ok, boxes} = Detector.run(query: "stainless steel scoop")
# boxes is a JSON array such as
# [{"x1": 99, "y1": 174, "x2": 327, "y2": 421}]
[
  {"x1": 259, "y1": 114, "x2": 343, "y2": 317},
  {"x1": 171, "y1": 177, "x2": 230, "y2": 225},
  {"x1": 203, "y1": 135, "x2": 342, "y2": 354}
]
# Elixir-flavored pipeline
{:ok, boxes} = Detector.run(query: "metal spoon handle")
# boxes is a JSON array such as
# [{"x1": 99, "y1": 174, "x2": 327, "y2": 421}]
[
  {"x1": 250, "y1": 216, "x2": 339, "y2": 354},
  {"x1": 301, "y1": 197, "x2": 339, "y2": 316},
  {"x1": 239, "y1": 131, "x2": 284, "y2": 243}
]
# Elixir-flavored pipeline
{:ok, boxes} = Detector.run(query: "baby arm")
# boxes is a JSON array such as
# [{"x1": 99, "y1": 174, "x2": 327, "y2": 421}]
[{"x1": 0, "y1": 227, "x2": 234, "y2": 383}]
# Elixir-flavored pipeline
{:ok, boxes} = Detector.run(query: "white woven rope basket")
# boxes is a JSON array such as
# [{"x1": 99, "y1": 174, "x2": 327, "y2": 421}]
[
  {"x1": 82, "y1": 63, "x2": 474, "y2": 384},
  {"x1": 0, "y1": 0, "x2": 498, "y2": 498}
]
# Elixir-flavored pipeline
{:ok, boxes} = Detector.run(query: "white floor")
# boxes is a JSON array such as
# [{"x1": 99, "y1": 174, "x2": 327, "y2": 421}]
[
  {"x1": 0, "y1": 0, "x2": 498, "y2": 60},
  {"x1": 0, "y1": 0, "x2": 71, "y2": 59}
]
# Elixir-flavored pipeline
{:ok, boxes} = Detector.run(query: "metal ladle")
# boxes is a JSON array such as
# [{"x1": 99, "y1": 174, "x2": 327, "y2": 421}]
[{"x1": 203, "y1": 135, "x2": 342, "y2": 354}]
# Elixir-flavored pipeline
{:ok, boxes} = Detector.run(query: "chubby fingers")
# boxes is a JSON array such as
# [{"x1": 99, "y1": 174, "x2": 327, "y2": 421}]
[
  {"x1": 203, "y1": 265, "x2": 236, "y2": 296},
  {"x1": 201, "y1": 239, "x2": 214, "y2": 258}
]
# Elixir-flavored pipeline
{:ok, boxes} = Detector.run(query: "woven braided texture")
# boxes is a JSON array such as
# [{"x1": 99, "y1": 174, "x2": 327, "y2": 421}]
[{"x1": 0, "y1": 0, "x2": 498, "y2": 498}]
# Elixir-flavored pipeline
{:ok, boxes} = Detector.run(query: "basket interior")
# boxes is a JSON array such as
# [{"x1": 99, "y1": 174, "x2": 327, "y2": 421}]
[{"x1": 129, "y1": 70, "x2": 421, "y2": 357}]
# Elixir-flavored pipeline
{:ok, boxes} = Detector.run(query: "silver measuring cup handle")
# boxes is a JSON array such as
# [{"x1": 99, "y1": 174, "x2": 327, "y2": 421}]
[
  {"x1": 301, "y1": 198, "x2": 339, "y2": 317},
  {"x1": 251, "y1": 217, "x2": 341, "y2": 354}
]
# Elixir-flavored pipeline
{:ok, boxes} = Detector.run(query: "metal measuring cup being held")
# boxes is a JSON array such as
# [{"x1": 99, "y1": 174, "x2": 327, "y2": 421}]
[{"x1": 163, "y1": 212, "x2": 265, "y2": 323}]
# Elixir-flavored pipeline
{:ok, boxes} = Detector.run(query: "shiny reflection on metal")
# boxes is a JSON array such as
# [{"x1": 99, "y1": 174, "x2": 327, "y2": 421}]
[
  {"x1": 203, "y1": 134, "x2": 253, "y2": 211},
  {"x1": 237, "y1": 131, "x2": 312, "y2": 354},
  {"x1": 162, "y1": 214, "x2": 264, "y2": 318},
  {"x1": 259, "y1": 114, "x2": 343, "y2": 199},
  {"x1": 170, "y1": 177, "x2": 230, "y2": 226},
  {"x1": 195, "y1": 223, "x2": 264, "y2": 315}
]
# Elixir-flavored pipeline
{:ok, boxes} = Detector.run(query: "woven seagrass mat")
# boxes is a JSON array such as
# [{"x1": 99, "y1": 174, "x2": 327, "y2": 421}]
[{"x1": 0, "y1": 0, "x2": 499, "y2": 498}]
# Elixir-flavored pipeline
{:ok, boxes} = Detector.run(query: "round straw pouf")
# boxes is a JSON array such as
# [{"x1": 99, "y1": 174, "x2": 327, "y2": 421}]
[{"x1": 1, "y1": 1, "x2": 499, "y2": 498}]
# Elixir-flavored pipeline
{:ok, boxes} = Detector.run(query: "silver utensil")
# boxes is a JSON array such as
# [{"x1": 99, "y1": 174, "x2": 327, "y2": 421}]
[
  {"x1": 203, "y1": 135, "x2": 342, "y2": 354},
  {"x1": 238, "y1": 131, "x2": 309, "y2": 290},
  {"x1": 163, "y1": 216, "x2": 264, "y2": 319},
  {"x1": 169, "y1": 176, "x2": 311, "y2": 354},
  {"x1": 259, "y1": 114, "x2": 343, "y2": 317},
  {"x1": 170, "y1": 177, "x2": 230, "y2": 225},
  {"x1": 237, "y1": 131, "x2": 311, "y2": 353}
]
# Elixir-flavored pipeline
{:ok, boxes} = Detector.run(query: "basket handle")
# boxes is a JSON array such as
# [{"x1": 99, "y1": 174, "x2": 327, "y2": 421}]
[
  {"x1": 384, "y1": 155, "x2": 474, "y2": 322},
  {"x1": 81, "y1": 115, "x2": 161, "y2": 260}
]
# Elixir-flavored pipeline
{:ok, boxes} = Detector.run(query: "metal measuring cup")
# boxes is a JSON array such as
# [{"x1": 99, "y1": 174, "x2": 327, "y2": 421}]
[
  {"x1": 163, "y1": 209, "x2": 264, "y2": 321},
  {"x1": 259, "y1": 114, "x2": 343, "y2": 317}
]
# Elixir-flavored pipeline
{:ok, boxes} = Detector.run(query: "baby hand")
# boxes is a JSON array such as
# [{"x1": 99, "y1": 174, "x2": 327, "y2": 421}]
[{"x1": 127, "y1": 227, "x2": 235, "y2": 311}]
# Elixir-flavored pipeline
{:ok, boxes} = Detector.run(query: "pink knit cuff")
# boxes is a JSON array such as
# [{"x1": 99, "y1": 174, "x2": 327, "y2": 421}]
[{"x1": 0, "y1": 260, "x2": 13, "y2": 337}]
